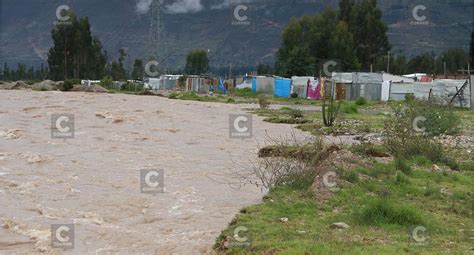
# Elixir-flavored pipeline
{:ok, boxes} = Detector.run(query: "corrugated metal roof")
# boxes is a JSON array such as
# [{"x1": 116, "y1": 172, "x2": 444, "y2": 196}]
[{"x1": 383, "y1": 73, "x2": 415, "y2": 83}]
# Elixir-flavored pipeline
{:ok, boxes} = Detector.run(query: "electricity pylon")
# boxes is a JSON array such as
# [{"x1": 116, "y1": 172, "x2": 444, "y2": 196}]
[{"x1": 148, "y1": 0, "x2": 165, "y2": 63}]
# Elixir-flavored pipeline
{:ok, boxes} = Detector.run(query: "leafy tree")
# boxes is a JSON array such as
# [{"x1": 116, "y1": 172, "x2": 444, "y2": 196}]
[
  {"x1": 108, "y1": 49, "x2": 128, "y2": 81},
  {"x1": 185, "y1": 49, "x2": 209, "y2": 75},
  {"x1": 132, "y1": 59, "x2": 144, "y2": 80},
  {"x1": 470, "y1": 31, "x2": 474, "y2": 66},
  {"x1": 407, "y1": 53, "x2": 434, "y2": 74},
  {"x1": 338, "y1": 0, "x2": 354, "y2": 22},
  {"x1": 438, "y1": 48, "x2": 468, "y2": 74},
  {"x1": 276, "y1": 9, "x2": 359, "y2": 76},
  {"x1": 257, "y1": 63, "x2": 273, "y2": 75},
  {"x1": 390, "y1": 54, "x2": 408, "y2": 75},
  {"x1": 329, "y1": 21, "x2": 360, "y2": 71},
  {"x1": 47, "y1": 10, "x2": 106, "y2": 81},
  {"x1": 3, "y1": 63, "x2": 10, "y2": 81},
  {"x1": 14, "y1": 63, "x2": 27, "y2": 81},
  {"x1": 347, "y1": 0, "x2": 390, "y2": 70}
]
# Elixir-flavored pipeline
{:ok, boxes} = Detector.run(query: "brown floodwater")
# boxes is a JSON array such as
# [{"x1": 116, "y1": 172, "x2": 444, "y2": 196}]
[{"x1": 0, "y1": 90, "x2": 306, "y2": 254}]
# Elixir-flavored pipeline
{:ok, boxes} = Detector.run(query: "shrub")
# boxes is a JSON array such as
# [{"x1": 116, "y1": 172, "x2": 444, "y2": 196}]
[
  {"x1": 405, "y1": 93, "x2": 416, "y2": 102},
  {"x1": 226, "y1": 98, "x2": 236, "y2": 104},
  {"x1": 355, "y1": 97, "x2": 367, "y2": 106},
  {"x1": 395, "y1": 157, "x2": 412, "y2": 175},
  {"x1": 396, "y1": 171, "x2": 410, "y2": 184},
  {"x1": 62, "y1": 79, "x2": 75, "y2": 91},
  {"x1": 231, "y1": 88, "x2": 256, "y2": 98},
  {"x1": 357, "y1": 199, "x2": 424, "y2": 226},
  {"x1": 180, "y1": 91, "x2": 201, "y2": 101},
  {"x1": 351, "y1": 143, "x2": 389, "y2": 157},
  {"x1": 100, "y1": 76, "x2": 113, "y2": 89},
  {"x1": 344, "y1": 170, "x2": 359, "y2": 183},
  {"x1": 459, "y1": 162, "x2": 474, "y2": 172},
  {"x1": 412, "y1": 156, "x2": 432, "y2": 166},
  {"x1": 287, "y1": 109, "x2": 304, "y2": 119},
  {"x1": 340, "y1": 101, "x2": 358, "y2": 114},
  {"x1": 169, "y1": 92, "x2": 179, "y2": 99},
  {"x1": 383, "y1": 99, "x2": 461, "y2": 167},
  {"x1": 291, "y1": 92, "x2": 298, "y2": 98},
  {"x1": 258, "y1": 95, "x2": 270, "y2": 109},
  {"x1": 322, "y1": 94, "x2": 341, "y2": 127}
]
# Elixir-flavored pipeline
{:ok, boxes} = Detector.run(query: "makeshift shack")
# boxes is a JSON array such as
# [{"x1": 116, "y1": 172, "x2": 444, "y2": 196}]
[
  {"x1": 389, "y1": 79, "x2": 471, "y2": 108},
  {"x1": 252, "y1": 76, "x2": 274, "y2": 95},
  {"x1": 273, "y1": 77, "x2": 291, "y2": 98},
  {"x1": 332, "y1": 72, "x2": 383, "y2": 101},
  {"x1": 291, "y1": 76, "x2": 314, "y2": 99}
]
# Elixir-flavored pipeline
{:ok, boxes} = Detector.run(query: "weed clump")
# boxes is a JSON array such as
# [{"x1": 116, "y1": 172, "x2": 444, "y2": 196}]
[
  {"x1": 383, "y1": 99, "x2": 460, "y2": 168},
  {"x1": 355, "y1": 97, "x2": 367, "y2": 106},
  {"x1": 340, "y1": 102, "x2": 359, "y2": 114},
  {"x1": 357, "y1": 199, "x2": 425, "y2": 226},
  {"x1": 258, "y1": 94, "x2": 270, "y2": 109},
  {"x1": 395, "y1": 157, "x2": 412, "y2": 175}
]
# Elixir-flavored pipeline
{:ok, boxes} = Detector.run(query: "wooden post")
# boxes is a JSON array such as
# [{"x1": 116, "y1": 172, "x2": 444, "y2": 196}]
[{"x1": 470, "y1": 75, "x2": 474, "y2": 110}]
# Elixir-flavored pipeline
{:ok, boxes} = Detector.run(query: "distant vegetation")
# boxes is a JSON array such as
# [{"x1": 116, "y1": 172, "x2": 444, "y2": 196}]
[
  {"x1": 185, "y1": 49, "x2": 210, "y2": 75},
  {"x1": 0, "y1": 0, "x2": 472, "y2": 81},
  {"x1": 274, "y1": 0, "x2": 471, "y2": 77}
]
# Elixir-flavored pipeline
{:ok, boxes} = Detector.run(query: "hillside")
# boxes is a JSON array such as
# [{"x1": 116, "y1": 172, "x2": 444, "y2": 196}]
[{"x1": 0, "y1": 0, "x2": 472, "y2": 72}]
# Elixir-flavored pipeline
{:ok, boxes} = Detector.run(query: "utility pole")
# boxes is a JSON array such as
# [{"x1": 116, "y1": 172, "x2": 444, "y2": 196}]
[
  {"x1": 64, "y1": 27, "x2": 67, "y2": 80},
  {"x1": 444, "y1": 61, "x2": 447, "y2": 79},
  {"x1": 387, "y1": 51, "x2": 390, "y2": 73}
]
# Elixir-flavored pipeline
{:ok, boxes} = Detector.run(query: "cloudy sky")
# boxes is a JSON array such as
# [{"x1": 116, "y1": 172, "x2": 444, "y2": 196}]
[{"x1": 136, "y1": 0, "x2": 258, "y2": 14}]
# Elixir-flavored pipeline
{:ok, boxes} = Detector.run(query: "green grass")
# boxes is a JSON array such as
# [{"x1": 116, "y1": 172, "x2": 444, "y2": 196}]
[
  {"x1": 215, "y1": 159, "x2": 474, "y2": 254},
  {"x1": 250, "y1": 108, "x2": 313, "y2": 125},
  {"x1": 340, "y1": 101, "x2": 359, "y2": 114}
]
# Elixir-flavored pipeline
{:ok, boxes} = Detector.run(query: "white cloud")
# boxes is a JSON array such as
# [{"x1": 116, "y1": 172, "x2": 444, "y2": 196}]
[
  {"x1": 136, "y1": 0, "x2": 153, "y2": 14},
  {"x1": 210, "y1": 0, "x2": 255, "y2": 10},
  {"x1": 165, "y1": 0, "x2": 204, "y2": 14}
]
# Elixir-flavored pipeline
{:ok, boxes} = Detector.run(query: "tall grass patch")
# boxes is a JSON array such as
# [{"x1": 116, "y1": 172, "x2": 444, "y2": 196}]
[{"x1": 356, "y1": 199, "x2": 425, "y2": 227}]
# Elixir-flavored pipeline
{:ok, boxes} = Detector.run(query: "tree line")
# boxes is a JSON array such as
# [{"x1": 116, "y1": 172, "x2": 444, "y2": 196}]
[
  {"x1": 1, "y1": 2, "x2": 473, "y2": 81},
  {"x1": 273, "y1": 0, "x2": 472, "y2": 77}
]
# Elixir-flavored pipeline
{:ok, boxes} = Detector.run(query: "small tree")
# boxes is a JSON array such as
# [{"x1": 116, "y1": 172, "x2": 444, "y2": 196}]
[
  {"x1": 322, "y1": 83, "x2": 341, "y2": 127},
  {"x1": 131, "y1": 59, "x2": 144, "y2": 80},
  {"x1": 100, "y1": 75, "x2": 113, "y2": 89},
  {"x1": 185, "y1": 49, "x2": 209, "y2": 75}
]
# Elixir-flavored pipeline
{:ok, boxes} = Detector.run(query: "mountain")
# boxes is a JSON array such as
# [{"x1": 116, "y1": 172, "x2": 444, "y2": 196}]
[{"x1": 0, "y1": 0, "x2": 472, "y2": 73}]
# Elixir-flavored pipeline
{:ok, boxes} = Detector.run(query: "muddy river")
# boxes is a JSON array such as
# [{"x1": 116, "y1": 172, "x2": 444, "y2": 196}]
[{"x1": 0, "y1": 90, "x2": 307, "y2": 254}]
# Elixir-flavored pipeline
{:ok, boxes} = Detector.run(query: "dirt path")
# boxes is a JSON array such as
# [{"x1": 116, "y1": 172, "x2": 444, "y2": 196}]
[{"x1": 0, "y1": 91, "x2": 307, "y2": 254}]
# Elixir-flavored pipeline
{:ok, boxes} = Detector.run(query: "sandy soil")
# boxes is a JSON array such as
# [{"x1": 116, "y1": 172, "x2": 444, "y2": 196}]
[{"x1": 0, "y1": 90, "x2": 307, "y2": 254}]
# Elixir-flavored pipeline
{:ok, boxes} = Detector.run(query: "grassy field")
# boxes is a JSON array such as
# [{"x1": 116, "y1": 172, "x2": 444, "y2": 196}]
[
  {"x1": 168, "y1": 89, "x2": 324, "y2": 105},
  {"x1": 214, "y1": 154, "x2": 474, "y2": 254},
  {"x1": 214, "y1": 97, "x2": 474, "y2": 254}
]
